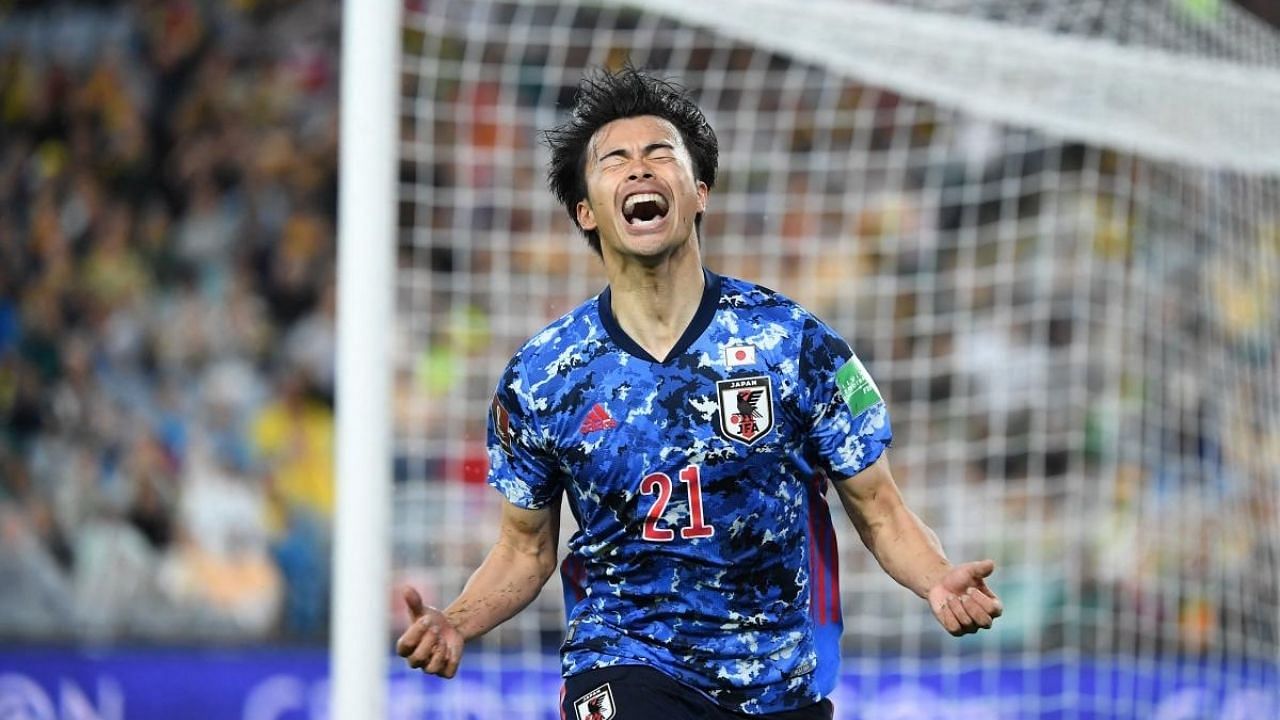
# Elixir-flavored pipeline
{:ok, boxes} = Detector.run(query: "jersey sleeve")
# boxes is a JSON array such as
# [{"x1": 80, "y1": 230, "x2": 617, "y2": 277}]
[
  {"x1": 486, "y1": 353, "x2": 560, "y2": 509},
  {"x1": 801, "y1": 316, "x2": 893, "y2": 479}
]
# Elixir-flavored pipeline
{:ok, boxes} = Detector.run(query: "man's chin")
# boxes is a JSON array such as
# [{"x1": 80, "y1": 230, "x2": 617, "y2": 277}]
[
  {"x1": 615, "y1": 232, "x2": 684, "y2": 259},
  {"x1": 600, "y1": 219, "x2": 698, "y2": 261}
]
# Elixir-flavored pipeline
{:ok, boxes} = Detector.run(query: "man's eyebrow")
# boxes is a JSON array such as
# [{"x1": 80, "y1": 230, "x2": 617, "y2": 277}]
[
  {"x1": 597, "y1": 146, "x2": 629, "y2": 162},
  {"x1": 595, "y1": 141, "x2": 677, "y2": 163}
]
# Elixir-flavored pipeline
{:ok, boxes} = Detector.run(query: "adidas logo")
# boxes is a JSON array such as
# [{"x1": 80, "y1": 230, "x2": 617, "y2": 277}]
[{"x1": 579, "y1": 403, "x2": 618, "y2": 434}]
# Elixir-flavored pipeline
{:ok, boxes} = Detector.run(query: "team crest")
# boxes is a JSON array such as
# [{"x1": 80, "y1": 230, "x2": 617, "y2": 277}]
[
  {"x1": 573, "y1": 683, "x2": 616, "y2": 720},
  {"x1": 491, "y1": 395, "x2": 513, "y2": 456},
  {"x1": 716, "y1": 376, "x2": 774, "y2": 445}
]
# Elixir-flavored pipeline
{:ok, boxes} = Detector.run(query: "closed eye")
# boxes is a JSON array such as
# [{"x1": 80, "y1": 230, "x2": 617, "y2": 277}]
[
  {"x1": 594, "y1": 142, "x2": 680, "y2": 172},
  {"x1": 599, "y1": 149, "x2": 628, "y2": 165},
  {"x1": 645, "y1": 142, "x2": 676, "y2": 158}
]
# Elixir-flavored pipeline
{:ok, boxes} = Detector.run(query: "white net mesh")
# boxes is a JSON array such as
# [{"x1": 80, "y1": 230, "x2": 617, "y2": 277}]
[{"x1": 393, "y1": 1, "x2": 1280, "y2": 717}]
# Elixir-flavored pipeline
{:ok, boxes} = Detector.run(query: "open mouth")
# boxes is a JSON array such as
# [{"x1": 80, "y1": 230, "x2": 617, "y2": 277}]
[{"x1": 622, "y1": 192, "x2": 670, "y2": 227}]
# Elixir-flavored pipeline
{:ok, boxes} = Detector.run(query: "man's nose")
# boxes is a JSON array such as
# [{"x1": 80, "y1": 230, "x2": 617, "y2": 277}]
[{"x1": 626, "y1": 159, "x2": 655, "y2": 181}]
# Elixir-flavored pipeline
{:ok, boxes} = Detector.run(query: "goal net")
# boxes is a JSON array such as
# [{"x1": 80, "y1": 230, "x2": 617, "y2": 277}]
[{"x1": 391, "y1": 0, "x2": 1280, "y2": 717}]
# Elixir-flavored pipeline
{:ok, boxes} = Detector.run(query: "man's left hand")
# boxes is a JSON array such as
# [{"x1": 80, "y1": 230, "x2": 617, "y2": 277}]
[{"x1": 927, "y1": 559, "x2": 1003, "y2": 636}]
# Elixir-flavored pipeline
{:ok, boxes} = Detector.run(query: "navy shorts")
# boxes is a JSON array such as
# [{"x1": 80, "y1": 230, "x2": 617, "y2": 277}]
[{"x1": 561, "y1": 665, "x2": 834, "y2": 720}]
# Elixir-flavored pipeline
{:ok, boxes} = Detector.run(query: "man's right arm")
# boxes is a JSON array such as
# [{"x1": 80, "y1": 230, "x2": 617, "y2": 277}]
[{"x1": 397, "y1": 497, "x2": 560, "y2": 678}]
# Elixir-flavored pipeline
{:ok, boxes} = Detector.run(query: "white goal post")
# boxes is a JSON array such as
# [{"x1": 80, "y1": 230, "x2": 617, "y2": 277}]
[{"x1": 333, "y1": 0, "x2": 400, "y2": 718}]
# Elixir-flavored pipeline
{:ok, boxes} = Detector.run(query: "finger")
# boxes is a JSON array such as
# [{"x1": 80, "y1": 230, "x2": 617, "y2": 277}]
[
  {"x1": 973, "y1": 578, "x2": 1000, "y2": 599},
  {"x1": 396, "y1": 613, "x2": 435, "y2": 657},
  {"x1": 962, "y1": 590, "x2": 994, "y2": 628},
  {"x1": 403, "y1": 586, "x2": 427, "y2": 621},
  {"x1": 944, "y1": 610, "x2": 964, "y2": 636},
  {"x1": 430, "y1": 626, "x2": 464, "y2": 679},
  {"x1": 947, "y1": 594, "x2": 977, "y2": 631},
  {"x1": 406, "y1": 625, "x2": 440, "y2": 669},
  {"x1": 424, "y1": 643, "x2": 449, "y2": 676},
  {"x1": 426, "y1": 629, "x2": 465, "y2": 677},
  {"x1": 934, "y1": 601, "x2": 962, "y2": 636},
  {"x1": 396, "y1": 624, "x2": 427, "y2": 657},
  {"x1": 967, "y1": 559, "x2": 995, "y2": 581},
  {"x1": 970, "y1": 585, "x2": 1004, "y2": 618},
  {"x1": 442, "y1": 641, "x2": 462, "y2": 679}
]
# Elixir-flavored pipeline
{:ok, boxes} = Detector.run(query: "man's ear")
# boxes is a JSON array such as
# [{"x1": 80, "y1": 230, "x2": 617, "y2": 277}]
[
  {"x1": 576, "y1": 199, "x2": 597, "y2": 231},
  {"x1": 696, "y1": 181, "x2": 708, "y2": 213}
]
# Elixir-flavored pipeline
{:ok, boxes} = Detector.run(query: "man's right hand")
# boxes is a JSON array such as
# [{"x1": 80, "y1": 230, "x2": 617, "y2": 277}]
[{"x1": 396, "y1": 587, "x2": 465, "y2": 678}]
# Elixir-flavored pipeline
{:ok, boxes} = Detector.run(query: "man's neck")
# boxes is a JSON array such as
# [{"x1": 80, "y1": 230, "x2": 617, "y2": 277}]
[{"x1": 603, "y1": 242, "x2": 705, "y2": 363}]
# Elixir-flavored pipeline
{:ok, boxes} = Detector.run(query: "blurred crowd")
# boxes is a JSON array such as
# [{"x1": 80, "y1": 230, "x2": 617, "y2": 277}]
[{"x1": 0, "y1": 0, "x2": 339, "y2": 641}]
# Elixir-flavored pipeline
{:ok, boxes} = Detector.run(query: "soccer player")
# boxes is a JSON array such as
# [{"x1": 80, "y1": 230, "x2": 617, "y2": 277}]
[{"x1": 397, "y1": 66, "x2": 1003, "y2": 719}]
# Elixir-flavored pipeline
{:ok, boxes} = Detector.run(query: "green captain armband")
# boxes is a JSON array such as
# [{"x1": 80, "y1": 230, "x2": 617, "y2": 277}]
[{"x1": 835, "y1": 355, "x2": 882, "y2": 417}]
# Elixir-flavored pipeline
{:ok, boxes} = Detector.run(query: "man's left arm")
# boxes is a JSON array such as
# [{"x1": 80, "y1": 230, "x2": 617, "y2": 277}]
[{"x1": 832, "y1": 454, "x2": 1004, "y2": 636}]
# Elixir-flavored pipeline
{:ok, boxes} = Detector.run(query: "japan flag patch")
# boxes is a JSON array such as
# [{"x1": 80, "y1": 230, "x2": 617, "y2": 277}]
[
  {"x1": 724, "y1": 344, "x2": 756, "y2": 368},
  {"x1": 574, "y1": 683, "x2": 616, "y2": 720}
]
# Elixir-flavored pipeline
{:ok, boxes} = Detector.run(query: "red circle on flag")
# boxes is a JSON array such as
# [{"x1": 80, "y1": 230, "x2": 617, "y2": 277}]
[{"x1": 735, "y1": 350, "x2": 746, "y2": 360}]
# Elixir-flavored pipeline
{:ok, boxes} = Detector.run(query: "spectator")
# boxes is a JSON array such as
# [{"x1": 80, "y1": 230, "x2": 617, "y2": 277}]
[{"x1": 0, "y1": 0, "x2": 339, "y2": 642}]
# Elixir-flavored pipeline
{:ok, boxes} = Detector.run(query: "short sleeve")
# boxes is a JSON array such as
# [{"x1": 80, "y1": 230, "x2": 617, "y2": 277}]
[
  {"x1": 486, "y1": 353, "x2": 561, "y2": 509},
  {"x1": 801, "y1": 317, "x2": 893, "y2": 479}
]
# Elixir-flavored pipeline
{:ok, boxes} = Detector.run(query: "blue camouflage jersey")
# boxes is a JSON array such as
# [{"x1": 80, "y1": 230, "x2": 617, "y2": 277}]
[{"x1": 486, "y1": 269, "x2": 892, "y2": 714}]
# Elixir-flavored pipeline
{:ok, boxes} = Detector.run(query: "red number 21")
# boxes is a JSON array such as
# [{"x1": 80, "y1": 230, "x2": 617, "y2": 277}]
[{"x1": 640, "y1": 465, "x2": 715, "y2": 542}]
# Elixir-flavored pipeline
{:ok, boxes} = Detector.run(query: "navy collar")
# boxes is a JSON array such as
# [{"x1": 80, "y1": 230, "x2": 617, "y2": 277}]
[{"x1": 599, "y1": 268, "x2": 722, "y2": 364}]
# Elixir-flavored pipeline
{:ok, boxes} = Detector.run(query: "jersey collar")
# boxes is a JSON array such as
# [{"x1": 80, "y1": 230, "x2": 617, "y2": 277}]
[{"x1": 598, "y1": 268, "x2": 723, "y2": 365}]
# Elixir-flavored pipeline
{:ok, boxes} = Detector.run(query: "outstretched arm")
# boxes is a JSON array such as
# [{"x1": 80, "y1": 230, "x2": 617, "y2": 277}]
[
  {"x1": 397, "y1": 497, "x2": 560, "y2": 677},
  {"x1": 832, "y1": 455, "x2": 1002, "y2": 636}
]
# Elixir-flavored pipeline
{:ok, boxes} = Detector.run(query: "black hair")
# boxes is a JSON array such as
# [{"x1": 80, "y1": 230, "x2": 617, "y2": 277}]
[{"x1": 542, "y1": 65, "x2": 719, "y2": 255}]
